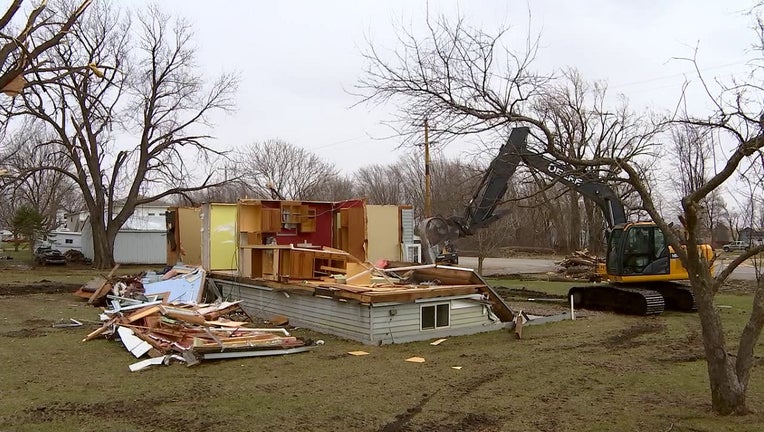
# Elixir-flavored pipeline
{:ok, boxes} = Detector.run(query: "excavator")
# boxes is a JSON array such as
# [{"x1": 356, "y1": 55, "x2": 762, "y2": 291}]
[{"x1": 419, "y1": 127, "x2": 714, "y2": 315}]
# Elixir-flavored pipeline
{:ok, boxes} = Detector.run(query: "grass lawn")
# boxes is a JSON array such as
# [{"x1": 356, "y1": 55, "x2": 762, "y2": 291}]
[{"x1": 0, "y1": 265, "x2": 763, "y2": 431}]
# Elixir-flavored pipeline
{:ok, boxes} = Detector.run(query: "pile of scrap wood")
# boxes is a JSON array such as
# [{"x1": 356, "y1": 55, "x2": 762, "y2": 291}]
[
  {"x1": 63, "y1": 249, "x2": 92, "y2": 264},
  {"x1": 74, "y1": 264, "x2": 208, "y2": 306},
  {"x1": 556, "y1": 250, "x2": 602, "y2": 280},
  {"x1": 77, "y1": 265, "x2": 316, "y2": 371}
]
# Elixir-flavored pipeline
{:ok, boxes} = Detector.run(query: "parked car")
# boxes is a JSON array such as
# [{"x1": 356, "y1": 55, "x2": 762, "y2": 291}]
[
  {"x1": 34, "y1": 247, "x2": 67, "y2": 265},
  {"x1": 722, "y1": 241, "x2": 750, "y2": 252}
]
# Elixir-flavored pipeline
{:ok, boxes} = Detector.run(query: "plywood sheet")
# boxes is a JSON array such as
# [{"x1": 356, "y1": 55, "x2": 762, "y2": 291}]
[
  {"x1": 366, "y1": 205, "x2": 401, "y2": 264},
  {"x1": 178, "y1": 207, "x2": 202, "y2": 266}
]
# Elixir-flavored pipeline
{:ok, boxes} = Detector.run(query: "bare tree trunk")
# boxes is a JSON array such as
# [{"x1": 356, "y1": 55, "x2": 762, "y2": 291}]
[
  {"x1": 583, "y1": 200, "x2": 604, "y2": 255},
  {"x1": 567, "y1": 190, "x2": 581, "y2": 253},
  {"x1": 90, "y1": 218, "x2": 115, "y2": 269},
  {"x1": 477, "y1": 232, "x2": 485, "y2": 275},
  {"x1": 692, "y1": 275, "x2": 749, "y2": 414}
]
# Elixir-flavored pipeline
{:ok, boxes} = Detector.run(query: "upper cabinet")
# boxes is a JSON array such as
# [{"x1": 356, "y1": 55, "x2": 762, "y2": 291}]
[
  {"x1": 239, "y1": 200, "x2": 321, "y2": 240},
  {"x1": 239, "y1": 201, "x2": 281, "y2": 233}
]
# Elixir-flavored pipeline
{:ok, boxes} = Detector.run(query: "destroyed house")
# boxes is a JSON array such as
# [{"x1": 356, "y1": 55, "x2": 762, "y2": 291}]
[{"x1": 168, "y1": 199, "x2": 514, "y2": 345}]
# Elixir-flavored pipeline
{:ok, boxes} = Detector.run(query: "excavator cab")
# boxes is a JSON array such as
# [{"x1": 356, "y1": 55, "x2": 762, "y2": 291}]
[{"x1": 606, "y1": 224, "x2": 669, "y2": 277}]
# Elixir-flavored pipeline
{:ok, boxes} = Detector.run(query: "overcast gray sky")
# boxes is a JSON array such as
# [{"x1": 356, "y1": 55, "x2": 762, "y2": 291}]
[{"x1": 154, "y1": 0, "x2": 756, "y2": 173}]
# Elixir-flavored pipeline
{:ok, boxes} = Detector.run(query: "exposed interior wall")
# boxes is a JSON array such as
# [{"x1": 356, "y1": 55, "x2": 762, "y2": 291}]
[
  {"x1": 239, "y1": 200, "x2": 335, "y2": 247},
  {"x1": 208, "y1": 204, "x2": 238, "y2": 271},
  {"x1": 189, "y1": 199, "x2": 369, "y2": 272},
  {"x1": 334, "y1": 199, "x2": 366, "y2": 261},
  {"x1": 178, "y1": 207, "x2": 202, "y2": 266},
  {"x1": 366, "y1": 205, "x2": 401, "y2": 264},
  {"x1": 237, "y1": 199, "x2": 367, "y2": 262}
]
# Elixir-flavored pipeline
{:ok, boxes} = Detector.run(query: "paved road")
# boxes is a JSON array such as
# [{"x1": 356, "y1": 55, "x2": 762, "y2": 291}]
[
  {"x1": 458, "y1": 256, "x2": 557, "y2": 276},
  {"x1": 459, "y1": 256, "x2": 760, "y2": 281}
]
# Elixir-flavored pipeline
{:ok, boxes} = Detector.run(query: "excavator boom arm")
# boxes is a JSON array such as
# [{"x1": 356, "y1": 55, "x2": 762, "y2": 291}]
[{"x1": 420, "y1": 126, "x2": 627, "y2": 263}]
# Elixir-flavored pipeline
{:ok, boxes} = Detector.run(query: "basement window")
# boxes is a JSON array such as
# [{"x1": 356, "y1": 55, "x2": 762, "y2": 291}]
[
  {"x1": 421, "y1": 303, "x2": 450, "y2": 330},
  {"x1": 65, "y1": 239, "x2": 73, "y2": 244}
]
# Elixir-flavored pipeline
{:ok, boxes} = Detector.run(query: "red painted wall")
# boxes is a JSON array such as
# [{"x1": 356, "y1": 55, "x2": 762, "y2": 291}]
[{"x1": 258, "y1": 199, "x2": 365, "y2": 248}]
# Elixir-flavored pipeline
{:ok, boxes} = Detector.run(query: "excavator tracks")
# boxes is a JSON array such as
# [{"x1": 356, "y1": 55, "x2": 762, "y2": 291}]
[
  {"x1": 568, "y1": 283, "x2": 697, "y2": 316},
  {"x1": 568, "y1": 285, "x2": 665, "y2": 315},
  {"x1": 650, "y1": 283, "x2": 697, "y2": 312}
]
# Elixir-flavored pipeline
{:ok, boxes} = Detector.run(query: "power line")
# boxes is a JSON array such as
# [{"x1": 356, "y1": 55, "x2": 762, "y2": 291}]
[
  {"x1": 311, "y1": 135, "x2": 368, "y2": 151},
  {"x1": 609, "y1": 59, "x2": 749, "y2": 90}
]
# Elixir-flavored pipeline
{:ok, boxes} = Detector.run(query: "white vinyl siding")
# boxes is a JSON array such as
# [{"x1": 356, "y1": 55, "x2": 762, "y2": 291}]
[{"x1": 212, "y1": 278, "x2": 508, "y2": 345}]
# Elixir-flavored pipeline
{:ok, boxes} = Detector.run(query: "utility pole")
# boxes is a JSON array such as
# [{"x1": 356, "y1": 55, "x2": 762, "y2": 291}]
[{"x1": 424, "y1": 118, "x2": 432, "y2": 218}]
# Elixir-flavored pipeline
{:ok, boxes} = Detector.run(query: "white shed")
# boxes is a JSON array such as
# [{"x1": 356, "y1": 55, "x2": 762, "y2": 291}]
[
  {"x1": 47, "y1": 230, "x2": 82, "y2": 252},
  {"x1": 71, "y1": 203, "x2": 171, "y2": 265}
]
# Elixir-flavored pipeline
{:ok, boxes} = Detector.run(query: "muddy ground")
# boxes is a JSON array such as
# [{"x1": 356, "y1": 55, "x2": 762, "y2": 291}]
[
  {"x1": 0, "y1": 281, "x2": 82, "y2": 296},
  {"x1": 1, "y1": 277, "x2": 763, "y2": 431}
]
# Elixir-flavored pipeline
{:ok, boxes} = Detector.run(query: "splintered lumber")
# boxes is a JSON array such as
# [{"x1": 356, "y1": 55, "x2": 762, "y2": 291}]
[
  {"x1": 322, "y1": 247, "x2": 397, "y2": 284},
  {"x1": 333, "y1": 284, "x2": 482, "y2": 304},
  {"x1": 192, "y1": 335, "x2": 301, "y2": 352},
  {"x1": 88, "y1": 281, "x2": 113, "y2": 304},
  {"x1": 73, "y1": 264, "x2": 120, "y2": 303},
  {"x1": 73, "y1": 276, "x2": 108, "y2": 299},
  {"x1": 203, "y1": 319, "x2": 250, "y2": 327},
  {"x1": 345, "y1": 262, "x2": 371, "y2": 284},
  {"x1": 303, "y1": 281, "x2": 371, "y2": 293},
  {"x1": 85, "y1": 293, "x2": 309, "y2": 362},
  {"x1": 126, "y1": 305, "x2": 162, "y2": 323},
  {"x1": 82, "y1": 316, "x2": 120, "y2": 342},
  {"x1": 319, "y1": 265, "x2": 347, "y2": 273},
  {"x1": 160, "y1": 305, "x2": 206, "y2": 325},
  {"x1": 195, "y1": 301, "x2": 243, "y2": 318}
]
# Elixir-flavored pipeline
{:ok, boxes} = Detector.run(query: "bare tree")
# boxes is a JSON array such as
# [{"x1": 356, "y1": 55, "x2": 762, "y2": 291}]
[
  {"x1": 358, "y1": 12, "x2": 764, "y2": 414},
  {"x1": 668, "y1": 123, "x2": 717, "y2": 241},
  {"x1": 9, "y1": 3, "x2": 238, "y2": 268},
  {"x1": 354, "y1": 163, "x2": 403, "y2": 204},
  {"x1": 176, "y1": 159, "x2": 252, "y2": 205},
  {"x1": 311, "y1": 175, "x2": 355, "y2": 202},
  {"x1": 389, "y1": 150, "x2": 479, "y2": 221},
  {"x1": 0, "y1": 0, "x2": 91, "y2": 108},
  {"x1": 2, "y1": 119, "x2": 81, "y2": 230},
  {"x1": 471, "y1": 209, "x2": 517, "y2": 273},
  {"x1": 532, "y1": 69, "x2": 657, "y2": 253},
  {"x1": 238, "y1": 138, "x2": 341, "y2": 200}
]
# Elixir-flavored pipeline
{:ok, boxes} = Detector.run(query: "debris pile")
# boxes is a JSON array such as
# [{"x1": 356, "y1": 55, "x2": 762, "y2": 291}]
[
  {"x1": 77, "y1": 265, "x2": 316, "y2": 371},
  {"x1": 556, "y1": 250, "x2": 602, "y2": 280},
  {"x1": 63, "y1": 249, "x2": 92, "y2": 264}
]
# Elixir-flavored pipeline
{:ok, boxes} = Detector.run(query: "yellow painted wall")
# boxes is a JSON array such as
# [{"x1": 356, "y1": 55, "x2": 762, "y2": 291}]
[
  {"x1": 209, "y1": 203, "x2": 238, "y2": 270},
  {"x1": 366, "y1": 205, "x2": 401, "y2": 264}
]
